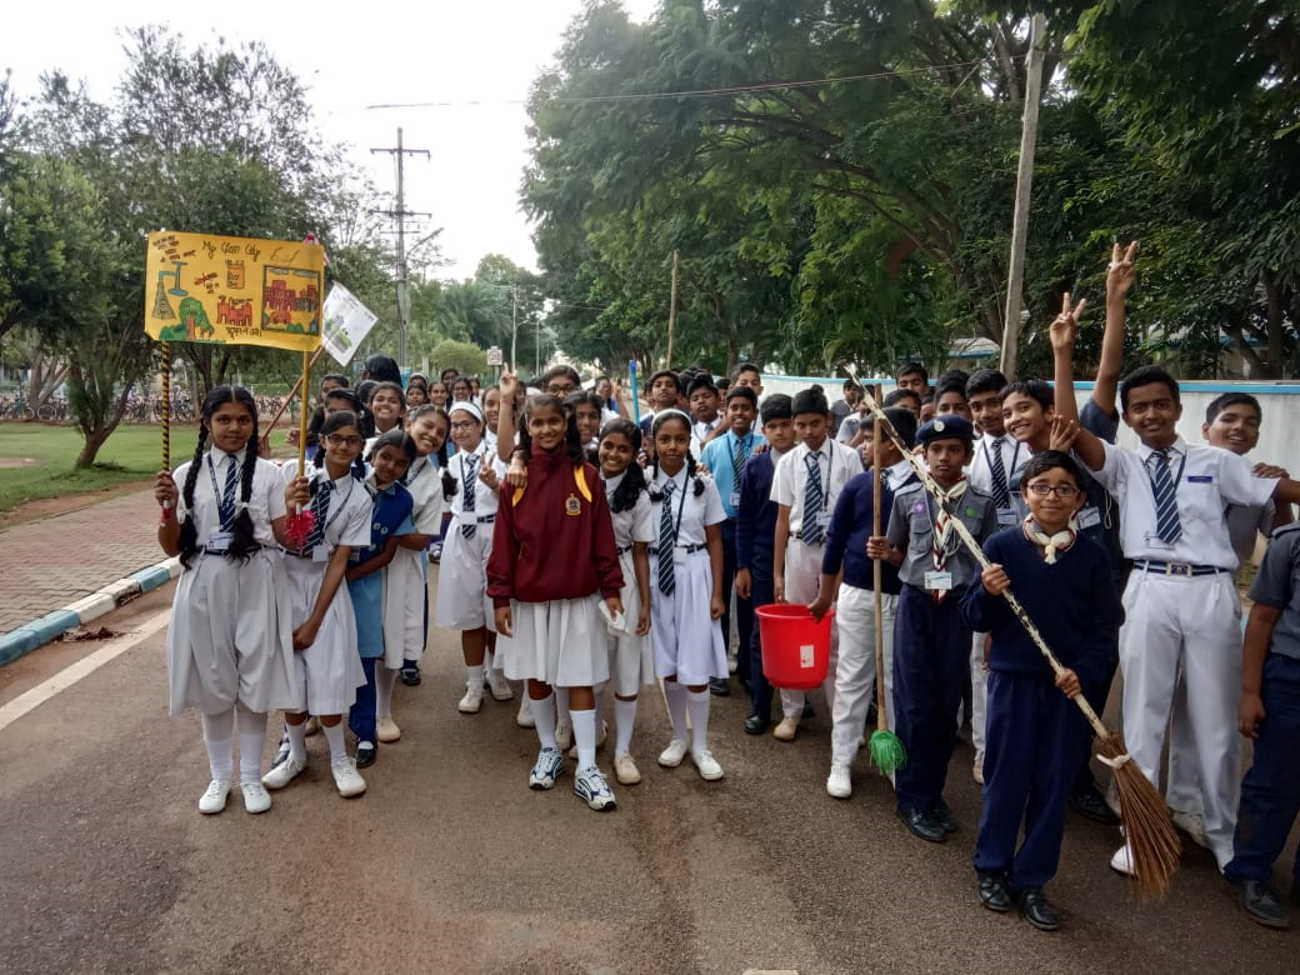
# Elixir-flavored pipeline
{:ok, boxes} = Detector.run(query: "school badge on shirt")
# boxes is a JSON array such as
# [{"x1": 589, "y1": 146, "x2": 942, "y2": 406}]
[{"x1": 565, "y1": 494, "x2": 581, "y2": 516}]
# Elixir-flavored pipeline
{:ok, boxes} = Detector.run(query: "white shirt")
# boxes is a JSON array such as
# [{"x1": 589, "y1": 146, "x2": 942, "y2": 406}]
[
  {"x1": 447, "y1": 441, "x2": 505, "y2": 521},
  {"x1": 175, "y1": 447, "x2": 287, "y2": 547},
  {"x1": 693, "y1": 418, "x2": 719, "y2": 444},
  {"x1": 885, "y1": 457, "x2": 914, "y2": 491},
  {"x1": 1094, "y1": 437, "x2": 1277, "y2": 569},
  {"x1": 279, "y1": 460, "x2": 371, "y2": 551},
  {"x1": 403, "y1": 454, "x2": 447, "y2": 535},
  {"x1": 650, "y1": 466, "x2": 726, "y2": 547},
  {"x1": 968, "y1": 432, "x2": 1026, "y2": 507},
  {"x1": 770, "y1": 438, "x2": 864, "y2": 533},
  {"x1": 605, "y1": 471, "x2": 655, "y2": 550}
]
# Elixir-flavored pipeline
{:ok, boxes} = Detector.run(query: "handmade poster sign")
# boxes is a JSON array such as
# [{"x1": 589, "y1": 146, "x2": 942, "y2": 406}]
[
  {"x1": 145, "y1": 231, "x2": 326, "y2": 352},
  {"x1": 321, "y1": 282, "x2": 379, "y2": 366}
]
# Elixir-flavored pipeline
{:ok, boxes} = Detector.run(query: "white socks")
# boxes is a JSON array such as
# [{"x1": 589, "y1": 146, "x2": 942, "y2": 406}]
[
  {"x1": 614, "y1": 697, "x2": 637, "y2": 757},
  {"x1": 665, "y1": 680, "x2": 688, "y2": 742},
  {"x1": 467, "y1": 664, "x2": 485, "y2": 690},
  {"x1": 237, "y1": 710, "x2": 267, "y2": 783},
  {"x1": 686, "y1": 690, "x2": 710, "y2": 755},
  {"x1": 322, "y1": 721, "x2": 347, "y2": 763},
  {"x1": 201, "y1": 709, "x2": 235, "y2": 780},
  {"x1": 530, "y1": 692, "x2": 557, "y2": 750},
  {"x1": 286, "y1": 719, "x2": 308, "y2": 763},
  {"x1": 377, "y1": 666, "x2": 397, "y2": 719},
  {"x1": 571, "y1": 708, "x2": 597, "y2": 771}
]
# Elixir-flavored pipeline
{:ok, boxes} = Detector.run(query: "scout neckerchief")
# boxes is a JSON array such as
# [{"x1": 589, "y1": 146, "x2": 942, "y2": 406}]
[
  {"x1": 1022, "y1": 516, "x2": 1076, "y2": 564},
  {"x1": 926, "y1": 478, "x2": 969, "y2": 602},
  {"x1": 207, "y1": 449, "x2": 241, "y2": 530}
]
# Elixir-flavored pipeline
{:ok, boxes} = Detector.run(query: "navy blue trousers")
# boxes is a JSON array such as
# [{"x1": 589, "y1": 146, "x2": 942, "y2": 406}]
[
  {"x1": 349, "y1": 656, "x2": 378, "y2": 744},
  {"x1": 748, "y1": 570, "x2": 775, "y2": 720},
  {"x1": 893, "y1": 584, "x2": 970, "y2": 813},
  {"x1": 720, "y1": 519, "x2": 755, "y2": 685},
  {"x1": 1224, "y1": 653, "x2": 1300, "y2": 889},
  {"x1": 974, "y1": 670, "x2": 1091, "y2": 888}
]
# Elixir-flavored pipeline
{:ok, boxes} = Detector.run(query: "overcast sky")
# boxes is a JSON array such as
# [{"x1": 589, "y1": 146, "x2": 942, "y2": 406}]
[{"x1": 5, "y1": 0, "x2": 660, "y2": 279}]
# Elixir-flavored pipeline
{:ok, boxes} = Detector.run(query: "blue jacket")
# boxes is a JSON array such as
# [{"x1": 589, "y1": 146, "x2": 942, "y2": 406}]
[
  {"x1": 736, "y1": 450, "x2": 779, "y2": 580},
  {"x1": 822, "y1": 470, "x2": 913, "y2": 594}
]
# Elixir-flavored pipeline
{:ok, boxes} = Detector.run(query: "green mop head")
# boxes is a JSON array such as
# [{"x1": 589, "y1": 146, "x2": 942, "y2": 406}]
[{"x1": 868, "y1": 729, "x2": 907, "y2": 776}]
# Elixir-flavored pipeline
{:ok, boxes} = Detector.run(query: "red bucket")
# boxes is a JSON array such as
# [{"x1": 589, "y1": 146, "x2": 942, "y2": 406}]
[{"x1": 755, "y1": 603, "x2": 834, "y2": 690}]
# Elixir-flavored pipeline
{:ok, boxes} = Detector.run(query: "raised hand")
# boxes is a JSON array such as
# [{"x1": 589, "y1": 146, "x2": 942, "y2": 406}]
[
  {"x1": 1048, "y1": 415, "x2": 1080, "y2": 452},
  {"x1": 1106, "y1": 240, "x2": 1139, "y2": 301},
  {"x1": 499, "y1": 372, "x2": 520, "y2": 401},
  {"x1": 1048, "y1": 291, "x2": 1087, "y2": 353},
  {"x1": 155, "y1": 471, "x2": 179, "y2": 509}
]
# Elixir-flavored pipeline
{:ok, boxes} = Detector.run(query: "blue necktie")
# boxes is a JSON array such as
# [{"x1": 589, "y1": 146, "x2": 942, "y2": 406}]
[
  {"x1": 802, "y1": 452, "x2": 825, "y2": 545},
  {"x1": 657, "y1": 481, "x2": 676, "y2": 596},
  {"x1": 1148, "y1": 448, "x2": 1182, "y2": 544},
  {"x1": 218, "y1": 454, "x2": 239, "y2": 530},
  {"x1": 989, "y1": 437, "x2": 1010, "y2": 510},
  {"x1": 306, "y1": 480, "x2": 332, "y2": 551},
  {"x1": 462, "y1": 453, "x2": 480, "y2": 539}
]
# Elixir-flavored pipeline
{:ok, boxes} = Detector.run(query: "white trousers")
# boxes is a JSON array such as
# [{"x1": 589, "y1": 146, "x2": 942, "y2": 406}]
[
  {"x1": 1119, "y1": 570, "x2": 1243, "y2": 868},
  {"x1": 779, "y1": 538, "x2": 838, "y2": 719},
  {"x1": 830, "y1": 584, "x2": 897, "y2": 767},
  {"x1": 970, "y1": 632, "x2": 989, "y2": 759}
]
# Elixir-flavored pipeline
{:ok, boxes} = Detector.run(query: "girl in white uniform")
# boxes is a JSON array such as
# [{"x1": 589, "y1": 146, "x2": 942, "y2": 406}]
[
  {"x1": 362, "y1": 381, "x2": 406, "y2": 458},
  {"x1": 598, "y1": 419, "x2": 656, "y2": 786},
  {"x1": 154, "y1": 386, "x2": 299, "y2": 815},
  {"x1": 434, "y1": 401, "x2": 513, "y2": 712},
  {"x1": 647, "y1": 409, "x2": 728, "y2": 781},
  {"x1": 262, "y1": 411, "x2": 372, "y2": 798}
]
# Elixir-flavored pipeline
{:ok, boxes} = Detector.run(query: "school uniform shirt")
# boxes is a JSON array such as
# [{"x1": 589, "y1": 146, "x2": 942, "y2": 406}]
[
  {"x1": 822, "y1": 460, "x2": 914, "y2": 594},
  {"x1": 651, "y1": 465, "x2": 728, "y2": 547},
  {"x1": 968, "y1": 432, "x2": 1027, "y2": 530},
  {"x1": 447, "y1": 442, "x2": 503, "y2": 524},
  {"x1": 387, "y1": 452, "x2": 446, "y2": 663},
  {"x1": 177, "y1": 446, "x2": 287, "y2": 548},
  {"x1": 770, "y1": 438, "x2": 864, "y2": 538},
  {"x1": 1227, "y1": 499, "x2": 1277, "y2": 569},
  {"x1": 693, "y1": 418, "x2": 720, "y2": 445},
  {"x1": 1247, "y1": 522, "x2": 1300, "y2": 660},
  {"x1": 1080, "y1": 399, "x2": 1119, "y2": 444},
  {"x1": 1092, "y1": 437, "x2": 1278, "y2": 570},
  {"x1": 606, "y1": 471, "x2": 656, "y2": 551},
  {"x1": 736, "y1": 448, "x2": 784, "y2": 579},
  {"x1": 699, "y1": 428, "x2": 766, "y2": 520},
  {"x1": 886, "y1": 480, "x2": 1000, "y2": 591},
  {"x1": 348, "y1": 479, "x2": 415, "y2": 659}
]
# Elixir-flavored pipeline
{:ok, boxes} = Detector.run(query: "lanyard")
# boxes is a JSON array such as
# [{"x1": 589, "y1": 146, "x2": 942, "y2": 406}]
[
  {"x1": 206, "y1": 453, "x2": 238, "y2": 524},
  {"x1": 808, "y1": 443, "x2": 833, "y2": 512},
  {"x1": 314, "y1": 473, "x2": 355, "y2": 540}
]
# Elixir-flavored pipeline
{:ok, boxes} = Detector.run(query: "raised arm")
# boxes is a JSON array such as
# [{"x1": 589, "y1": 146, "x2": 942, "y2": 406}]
[
  {"x1": 1094, "y1": 241, "x2": 1138, "y2": 418},
  {"x1": 1049, "y1": 292, "x2": 1107, "y2": 472},
  {"x1": 496, "y1": 372, "x2": 520, "y2": 464}
]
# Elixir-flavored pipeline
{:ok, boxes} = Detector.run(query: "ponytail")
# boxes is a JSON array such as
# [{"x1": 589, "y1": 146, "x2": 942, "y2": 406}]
[{"x1": 177, "y1": 426, "x2": 208, "y2": 570}]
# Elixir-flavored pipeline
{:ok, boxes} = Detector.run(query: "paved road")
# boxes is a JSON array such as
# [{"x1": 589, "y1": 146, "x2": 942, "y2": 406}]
[{"x1": 0, "y1": 577, "x2": 1295, "y2": 975}]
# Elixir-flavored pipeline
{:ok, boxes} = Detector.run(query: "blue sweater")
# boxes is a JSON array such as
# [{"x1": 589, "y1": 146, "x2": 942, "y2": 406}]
[
  {"x1": 736, "y1": 450, "x2": 779, "y2": 579},
  {"x1": 821, "y1": 470, "x2": 910, "y2": 594},
  {"x1": 961, "y1": 527, "x2": 1122, "y2": 691}
]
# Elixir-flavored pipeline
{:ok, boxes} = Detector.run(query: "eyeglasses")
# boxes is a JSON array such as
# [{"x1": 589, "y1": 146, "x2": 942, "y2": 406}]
[
  {"x1": 1026, "y1": 482, "x2": 1080, "y2": 498},
  {"x1": 325, "y1": 434, "x2": 363, "y2": 448},
  {"x1": 547, "y1": 383, "x2": 576, "y2": 395},
  {"x1": 450, "y1": 420, "x2": 479, "y2": 432}
]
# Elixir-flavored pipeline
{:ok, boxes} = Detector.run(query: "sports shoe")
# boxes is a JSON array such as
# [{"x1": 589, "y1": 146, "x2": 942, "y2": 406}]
[
  {"x1": 458, "y1": 684, "x2": 484, "y2": 714},
  {"x1": 331, "y1": 757, "x2": 367, "y2": 798},
  {"x1": 355, "y1": 741, "x2": 377, "y2": 768},
  {"x1": 377, "y1": 717, "x2": 401, "y2": 743},
  {"x1": 198, "y1": 778, "x2": 231, "y2": 814},
  {"x1": 554, "y1": 721, "x2": 573, "y2": 752},
  {"x1": 529, "y1": 747, "x2": 565, "y2": 790},
  {"x1": 516, "y1": 696, "x2": 534, "y2": 728},
  {"x1": 574, "y1": 765, "x2": 617, "y2": 811},
  {"x1": 262, "y1": 754, "x2": 306, "y2": 790},
  {"x1": 1109, "y1": 842, "x2": 1136, "y2": 877},
  {"x1": 691, "y1": 748, "x2": 724, "y2": 781},
  {"x1": 566, "y1": 720, "x2": 609, "y2": 759},
  {"x1": 613, "y1": 753, "x2": 641, "y2": 785},
  {"x1": 241, "y1": 781, "x2": 272, "y2": 814},
  {"x1": 826, "y1": 764, "x2": 852, "y2": 799},
  {"x1": 772, "y1": 717, "x2": 799, "y2": 742},
  {"x1": 1171, "y1": 809, "x2": 1209, "y2": 849},
  {"x1": 399, "y1": 661, "x2": 422, "y2": 686},
  {"x1": 485, "y1": 669, "x2": 514, "y2": 701},
  {"x1": 658, "y1": 738, "x2": 689, "y2": 768}
]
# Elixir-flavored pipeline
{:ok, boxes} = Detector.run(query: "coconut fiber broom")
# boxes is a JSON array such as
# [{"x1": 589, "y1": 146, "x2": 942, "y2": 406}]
[{"x1": 852, "y1": 378, "x2": 1181, "y2": 898}]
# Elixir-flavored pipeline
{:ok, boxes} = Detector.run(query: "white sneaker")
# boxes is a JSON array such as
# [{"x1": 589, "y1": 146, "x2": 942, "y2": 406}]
[
  {"x1": 262, "y1": 754, "x2": 306, "y2": 790},
  {"x1": 567, "y1": 720, "x2": 610, "y2": 759},
  {"x1": 198, "y1": 778, "x2": 231, "y2": 814},
  {"x1": 613, "y1": 752, "x2": 641, "y2": 785},
  {"x1": 691, "y1": 748, "x2": 724, "y2": 781},
  {"x1": 485, "y1": 669, "x2": 514, "y2": 701},
  {"x1": 241, "y1": 780, "x2": 272, "y2": 814},
  {"x1": 516, "y1": 697, "x2": 535, "y2": 728},
  {"x1": 331, "y1": 757, "x2": 367, "y2": 798},
  {"x1": 574, "y1": 765, "x2": 617, "y2": 811},
  {"x1": 458, "y1": 684, "x2": 484, "y2": 714},
  {"x1": 826, "y1": 764, "x2": 852, "y2": 799},
  {"x1": 1171, "y1": 810, "x2": 1209, "y2": 849},
  {"x1": 658, "y1": 738, "x2": 689, "y2": 768},
  {"x1": 1109, "y1": 842, "x2": 1136, "y2": 877},
  {"x1": 529, "y1": 747, "x2": 565, "y2": 790},
  {"x1": 377, "y1": 717, "x2": 401, "y2": 743},
  {"x1": 554, "y1": 721, "x2": 573, "y2": 752}
]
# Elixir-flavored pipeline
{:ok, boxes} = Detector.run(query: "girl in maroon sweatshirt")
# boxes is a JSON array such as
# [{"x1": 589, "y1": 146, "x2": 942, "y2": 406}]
[{"x1": 488, "y1": 393, "x2": 625, "y2": 811}]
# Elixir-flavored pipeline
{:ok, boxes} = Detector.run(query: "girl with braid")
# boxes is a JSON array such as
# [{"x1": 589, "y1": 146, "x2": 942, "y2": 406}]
[{"x1": 155, "y1": 386, "x2": 300, "y2": 816}]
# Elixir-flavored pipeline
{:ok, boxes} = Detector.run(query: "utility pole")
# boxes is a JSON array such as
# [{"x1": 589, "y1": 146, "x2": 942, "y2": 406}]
[
  {"x1": 371, "y1": 127, "x2": 430, "y2": 370},
  {"x1": 666, "y1": 249, "x2": 679, "y2": 368},
  {"x1": 510, "y1": 285, "x2": 518, "y2": 371},
  {"x1": 999, "y1": 13, "x2": 1047, "y2": 380}
]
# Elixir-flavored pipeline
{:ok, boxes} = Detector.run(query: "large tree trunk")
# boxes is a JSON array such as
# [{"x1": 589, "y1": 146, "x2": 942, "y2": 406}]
[{"x1": 1263, "y1": 272, "x2": 1288, "y2": 379}]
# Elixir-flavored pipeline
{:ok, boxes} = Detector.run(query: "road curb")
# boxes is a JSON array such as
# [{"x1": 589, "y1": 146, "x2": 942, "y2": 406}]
[{"x1": 0, "y1": 556, "x2": 179, "y2": 667}]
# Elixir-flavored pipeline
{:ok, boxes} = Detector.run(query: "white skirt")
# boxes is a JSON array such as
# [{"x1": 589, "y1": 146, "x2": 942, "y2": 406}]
[
  {"x1": 497, "y1": 595, "x2": 609, "y2": 687},
  {"x1": 167, "y1": 548, "x2": 298, "y2": 716},
  {"x1": 608, "y1": 548, "x2": 655, "y2": 696},
  {"x1": 279, "y1": 555, "x2": 367, "y2": 715},
  {"x1": 386, "y1": 547, "x2": 430, "y2": 667},
  {"x1": 650, "y1": 548, "x2": 727, "y2": 684},
  {"x1": 433, "y1": 520, "x2": 496, "y2": 632}
]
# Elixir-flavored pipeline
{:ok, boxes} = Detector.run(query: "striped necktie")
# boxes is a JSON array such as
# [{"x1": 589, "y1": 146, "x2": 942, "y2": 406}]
[
  {"x1": 461, "y1": 453, "x2": 480, "y2": 539},
  {"x1": 306, "y1": 480, "x2": 333, "y2": 551},
  {"x1": 218, "y1": 453, "x2": 239, "y2": 529},
  {"x1": 802, "y1": 451, "x2": 825, "y2": 545},
  {"x1": 1147, "y1": 448, "x2": 1182, "y2": 544},
  {"x1": 732, "y1": 434, "x2": 750, "y2": 483},
  {"x1": 657, "y1": 481, "x2": 676, "y2": 596},
  {"x1": 989, "y1": 437, "x2": 1010, "y2": 510}
]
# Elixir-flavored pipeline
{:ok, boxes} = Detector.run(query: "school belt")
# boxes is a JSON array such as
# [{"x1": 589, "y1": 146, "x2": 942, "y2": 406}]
[
  {"x1": 282, "y1": 547, "x2": 316, "y2": 560},
  {"x1": 649, "y1": 544, "x2": 706, "y2": 555},
  {"x1": 200, "y1": 543, "x2": 262, "y2": 557},
  {"x1": 793, "y1": 530, "x2": 825, "y2": 545},
  {"x1": 616, "y1": 544, "x2": 633, "y2": 556},
  {"x1": 1132, "y1": 559, "x2": 1227, "y2": 577}
]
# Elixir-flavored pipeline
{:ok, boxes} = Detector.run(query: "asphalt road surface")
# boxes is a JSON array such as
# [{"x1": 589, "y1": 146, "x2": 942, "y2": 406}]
[{"x1": 1, "y1": 575, "x2": 1295, "y2": 975}]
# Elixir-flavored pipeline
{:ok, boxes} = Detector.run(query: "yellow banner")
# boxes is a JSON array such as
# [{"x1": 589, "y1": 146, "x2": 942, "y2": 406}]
[{"x1": 145, "y1": 232, "x2": 325, "y2": 352}]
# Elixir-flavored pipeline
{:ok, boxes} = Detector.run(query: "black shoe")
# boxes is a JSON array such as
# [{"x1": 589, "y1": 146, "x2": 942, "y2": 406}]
[
  {"x1": 709, "y1": 677, "x2": 731, "y2": 697},
  {"x1": 977, "y1": 872, "x2": 1013, "y2": 913},
  {"x1": 399, "y1": 662, "x2": 421, "y2": 687},
  {"x1": 898, "y1": 806, "x2": 946, "y2": 843},
  {"x1": 802, "y1": 701, "x2": 815, "y2": 719},
  {"x1": 744, "y1": 713, "x2": 770, "y2": 735},
  {"x1": 1232, "y1": 878, "x2": 1291, "y2": 929},
  {"x1": 1069, "y1": 784, "x2": 1120, "y2": 825},
  {"x1": 933, "y1": 798, "x2": 958, "y2": 834},
  {"x1": 356, "y1": 741, "x2": 377, "y2": 768},
  {"x1": 1019, "y1": 887, "x2": 1061, "y2": 931}
]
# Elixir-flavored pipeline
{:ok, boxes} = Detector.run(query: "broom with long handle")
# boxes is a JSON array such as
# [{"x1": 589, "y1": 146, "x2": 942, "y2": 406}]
[
  {"x1": 850, "y1": 378, "x2": 1180, "y2": 897},
  {"x1": 867, "y1": 386, "x2": 905, "y2": 774}
]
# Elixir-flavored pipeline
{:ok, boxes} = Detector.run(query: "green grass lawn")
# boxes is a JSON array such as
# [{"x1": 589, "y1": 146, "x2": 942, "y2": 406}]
[{"x1": 0, "y1": 422, "x2": 198, "y2": 514}]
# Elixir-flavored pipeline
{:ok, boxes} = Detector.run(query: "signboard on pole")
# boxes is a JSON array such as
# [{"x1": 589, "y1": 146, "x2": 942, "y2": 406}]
[
  {"x1": 486, "y1": 346, "x2": 504, "y2": 367},
  {"x1": 321, "y1": 283, "x2": 380, "y2": 366}
]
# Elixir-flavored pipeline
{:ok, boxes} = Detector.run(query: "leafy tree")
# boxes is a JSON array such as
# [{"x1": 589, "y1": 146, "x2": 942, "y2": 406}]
[{"x1": 428, "y1": 338, "x2": 487, "y2": 378}]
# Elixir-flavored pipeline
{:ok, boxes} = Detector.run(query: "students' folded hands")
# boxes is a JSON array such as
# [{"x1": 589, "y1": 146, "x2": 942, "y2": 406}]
[
  {"x1": 981, "y1": 562, "x2": 1011, "y2": 596},
  {"x1": 285, "y1": 475, "x2": 311, "y2": 510},
  {"x1": 1054, "y1": 667, "x2": 1082, "y2": 700},
  {"x1": 1239, "y1": 691, "x2": 1266, "y2": 739}
]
